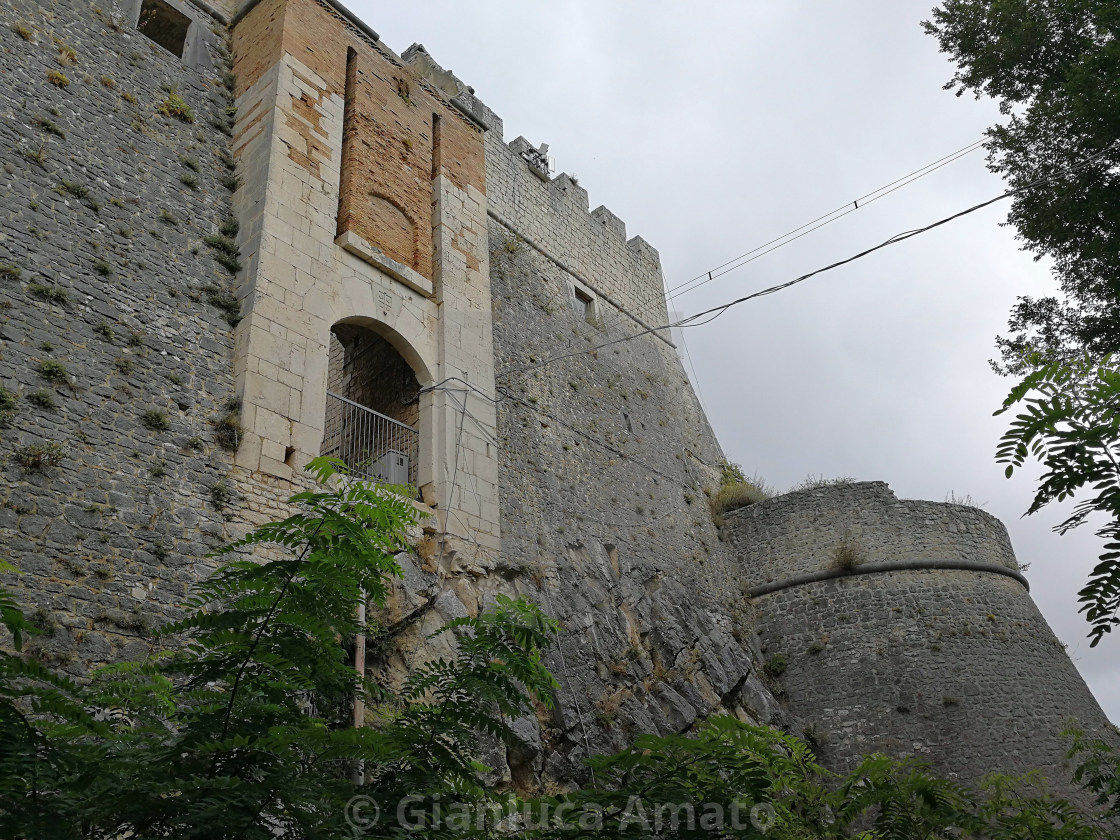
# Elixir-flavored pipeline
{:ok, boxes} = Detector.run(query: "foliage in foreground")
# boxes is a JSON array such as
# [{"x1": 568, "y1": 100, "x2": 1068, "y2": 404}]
[
  {"x1": 996, "y1": 353, "x2": 1120, "y2": 646},
  {"x1": 0, "y1": 458, "x2": 1116, "y2": 838},
  {"x1": 0, "y1": 458, "x2": 558, "y2": 837},
  {"x1": 924, "y1": 0, "x2": 1120, "y2": 373}
]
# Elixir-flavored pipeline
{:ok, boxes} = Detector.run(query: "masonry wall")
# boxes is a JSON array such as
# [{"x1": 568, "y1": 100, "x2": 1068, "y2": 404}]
[
  {"x1": 481, "y1": 143, "x2": 785, "y2": 782},
  {"x1": 227, "y1": 0, "x2": 501, "y2": 560},
  {"x1": 0, "y1": 0, "x2": 240, "y2": 671},
  {"x1": 724, "y1": 482, "x2": 1115, "y2": 803}
]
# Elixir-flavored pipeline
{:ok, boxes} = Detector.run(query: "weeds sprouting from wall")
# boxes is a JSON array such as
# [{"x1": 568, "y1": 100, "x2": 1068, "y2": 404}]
[
  {"x1": 28, "y1": 284, "x2": 69, "y2": 305},
  {"x1": 32, "y1": 116, "x2": 64, "y2": 138},
  {"x1": 27, "y1": 389, "x2": 57, "y2": 410},
  {"x1": 157, "y1": 89, "x2": 194, "y2": 123},
  {"x1": 37, "y1": 359, "x2": 69, "y2": 385},
  {"x1": 214, "y1": 399, "x2": 242, "y2": 451},
  {"x1": 709, "y1": 461, "x2": 773, "y2": 528},
  {"x1": 202, "y1": 284, "x2": 241, "y2": 326},
  {"x1": 209, "y1": 479, "x2": 232, "y2": 511},
  {"x1": 763, "y1": 654, "x2": 787, "y2": 679},
  {"x1": 141, "y1": 409, "x2": 169, "y2": 432},
  {"x1": 12, "y1": 440, "x2": 66, "y2": 472},
  {"x1": 833, "y1": 530, "x2": 861, "y2": 571},
  {"x1": 791, "y1": 474, "x2": 857, "y2": 492},
  {"x1": 46, "y1": 69, "x2": 70, "y2": 87},
  {"x1": 0, "y1": 386, "x2": 17, "y2": 426}
]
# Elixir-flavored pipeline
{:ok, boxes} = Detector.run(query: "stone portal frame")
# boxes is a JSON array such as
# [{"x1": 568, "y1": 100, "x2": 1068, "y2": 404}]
[
  {"x1": 229, "y1": 0, "x2": 501, "y2": 558},
  {"x1": 323, "y1": 315, "x2": 436, "y2": 494}
]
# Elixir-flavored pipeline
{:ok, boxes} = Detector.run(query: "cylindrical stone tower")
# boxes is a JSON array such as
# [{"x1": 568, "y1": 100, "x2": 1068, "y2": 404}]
[{"x1": 724, "y1": 481, "x2": 1114, "y2": 803}]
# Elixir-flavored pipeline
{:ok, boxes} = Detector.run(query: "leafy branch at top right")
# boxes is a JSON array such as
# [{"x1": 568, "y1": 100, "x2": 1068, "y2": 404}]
[{"x1": 924, "y1": 0, "x2": 1120, "y2": 373}]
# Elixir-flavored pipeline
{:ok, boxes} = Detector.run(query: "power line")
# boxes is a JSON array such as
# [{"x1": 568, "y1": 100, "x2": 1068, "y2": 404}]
[
  {"x1": 634, "y1": 137, "x2": 986, "y2": 320},
  {"x1": 502, "y1": 140, "x2": 1118, "y2": 381}
]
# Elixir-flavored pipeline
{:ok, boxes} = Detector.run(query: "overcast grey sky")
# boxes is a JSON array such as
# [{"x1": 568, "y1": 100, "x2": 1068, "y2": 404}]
[{"x1": 350, "y1": 0, "x2": 1119, "y2": 721}]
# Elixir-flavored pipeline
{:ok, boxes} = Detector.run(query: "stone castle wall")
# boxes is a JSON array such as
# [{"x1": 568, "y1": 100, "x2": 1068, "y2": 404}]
[
  {"x1": 0, "y1": 0, "x2": 1112, "y2": 805},
  {"x1": 484, "y1": 201, "x2": 783, "y2": 783},
  {"x1": 724, "y1": 482, "x2": 1114, "y2": 802},
  {"x1": 0, "y1": 0, "x2": 240, "y2": 671}
]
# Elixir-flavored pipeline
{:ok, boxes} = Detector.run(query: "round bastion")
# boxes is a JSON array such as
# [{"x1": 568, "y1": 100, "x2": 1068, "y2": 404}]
[{"x1": 723, "y1": 481, "x2": 1114, "y2": 804}]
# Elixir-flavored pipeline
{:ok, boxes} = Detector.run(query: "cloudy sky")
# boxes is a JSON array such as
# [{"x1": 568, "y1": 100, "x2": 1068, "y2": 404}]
[{"x1": 350, "y1": 0, "x2": 1119, "y2": 720}]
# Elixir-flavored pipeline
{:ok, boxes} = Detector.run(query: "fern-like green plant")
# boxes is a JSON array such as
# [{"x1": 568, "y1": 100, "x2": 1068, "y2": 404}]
[
  {"x1": 996, "y1": 352, "x2": 1120, "y2": 646},
  {"x1": 0, "y1": 458, "x2": 559, "y2": 838}
]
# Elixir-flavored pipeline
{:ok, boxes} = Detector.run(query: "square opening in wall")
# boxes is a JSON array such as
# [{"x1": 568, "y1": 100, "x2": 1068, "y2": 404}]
[
  {"x1": 574, "y1": 287, "x2": 594, "y2": 322},
  {"x1": 137, "y1": 0, "x2": 191, "y2": 58}
]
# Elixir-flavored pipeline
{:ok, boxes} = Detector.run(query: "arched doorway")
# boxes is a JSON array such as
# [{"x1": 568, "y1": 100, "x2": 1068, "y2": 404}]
[{"x1": 321, "y1": 322, "x2": 421, "y2": 490}]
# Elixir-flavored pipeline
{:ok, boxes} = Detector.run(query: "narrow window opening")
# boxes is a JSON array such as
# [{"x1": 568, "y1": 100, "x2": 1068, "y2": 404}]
[
  {"x1": 431, "y1": 113, "x2": 442, "y2": 180},
  {"x1": 137, "y1": 0, "x2": 191, "y2": 58},
  {"x1": 574, "y1": 287, "x2": 594, "y2": 321},
  {"x1": 336, "y1": 48, "x2": 359, "y2": 237}
]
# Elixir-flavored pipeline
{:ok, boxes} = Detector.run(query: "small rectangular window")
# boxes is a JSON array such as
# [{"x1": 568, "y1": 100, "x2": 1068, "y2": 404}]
[
  {"x1": 137, "y1": 0, "x2": 191, "y2": 59},
  {"x1": 574, "y1": 287, "x2": 594, "y2": 321}
]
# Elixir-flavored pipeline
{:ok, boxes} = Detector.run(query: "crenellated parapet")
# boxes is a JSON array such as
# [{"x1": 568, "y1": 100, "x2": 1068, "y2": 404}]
[{"x1": 484, "y1": 132, "x2": 669, "y2": 330}]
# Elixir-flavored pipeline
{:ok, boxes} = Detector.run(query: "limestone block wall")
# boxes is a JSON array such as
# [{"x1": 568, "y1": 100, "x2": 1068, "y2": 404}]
[
  {"x1": 0, "y1": 0, "x2": 240, "y2": 670},
  {"x1": 485, "y1": 130, "x2": 669, "y2": 332},
  {"x1": 724, "y1": 482, "x2": 1115, "y2": 803},
  {"x1": 227, "y1": 0, "x2": 500, "y2": 558}
]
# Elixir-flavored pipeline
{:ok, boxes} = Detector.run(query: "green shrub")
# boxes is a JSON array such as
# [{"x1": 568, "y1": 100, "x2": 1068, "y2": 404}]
[
  {"x1": 214, "y1": 403, "x2": 242, "y2": 451},
  {"x1": 709, "y1": 480, "x2": 771, "y2": 527},
  {"x1": 56, "y1": 179, "x2": 88, "y2": 200},
  {"x1": 208, "y1": 479, "x2": 232, "y2": 510},
  {"x1": 33, "y1": 115, "x2": 65, "y2": 139},
  {"x1": 0, "y1": 386, "x2": 16, "y2": 426},
  {"x1": 202, "y1": 234, "x2": 241, "y2": 274},
  {"x1": 12, "y1": 440, "x2": 66, "y2": 472},
  {"x1": 791, "y1": 474, "x2": 858, "y2": 492},
  {"x1": 141, "y1": 409, "x2": 169, "y2": 432},
  {"x1": 37, "y1": 359, "x2": 69, "y2": 385},
  {"x1": 202, "y1": 284, "x2": 241, "y2": 326},
  {"x1": 0, "y1": 264, "x2": 20, "y2": 281},
  {"x1": 763, "y1": 653, "x2": 787, "y2": 678},
  {"x1": 834, "y1": 532, "x2": 861, "y2": 571},
  {"x1": 27, "y1": 389, "x2": 57, "y2": 410},
  {"x1": 157, "y1": 90, "x2": 194, "y2": 123},
  {"x1": 28, "y1": 284, "x2": 68, "y2": 305}
]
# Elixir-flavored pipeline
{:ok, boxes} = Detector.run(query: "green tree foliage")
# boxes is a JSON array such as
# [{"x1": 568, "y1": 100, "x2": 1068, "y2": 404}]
[
  {"x1": 530, "y1": 718, "x2": 1100, "y2": 839},
  {"x1": 923, "y1": 0, "x2": 1120, "y2": 372},
  {"x1": 0, "y1": 458, "x2": 558, "y2": 838},
  {"x1": 995, "y1": 353, "x2": 1120, "y2": 645},
  {"x1": 0, "y1": 460, "x2": 1114, "y2": 837}
]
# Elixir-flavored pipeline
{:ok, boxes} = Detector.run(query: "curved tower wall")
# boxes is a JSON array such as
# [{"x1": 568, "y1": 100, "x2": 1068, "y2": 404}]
[{"x1": 725, "y1": 482, "x2": 1114, "y2": 800}]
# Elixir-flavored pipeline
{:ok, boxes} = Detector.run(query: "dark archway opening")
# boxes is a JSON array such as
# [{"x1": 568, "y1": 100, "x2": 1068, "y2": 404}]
[{"x1": 322, "y1": 323, "x2": 421, "y2": 488}]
